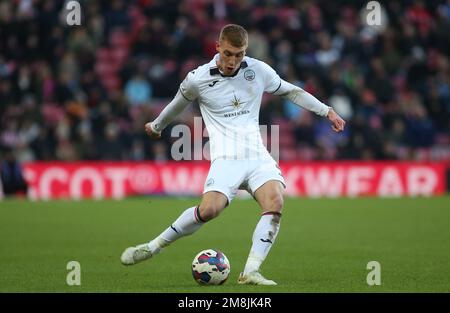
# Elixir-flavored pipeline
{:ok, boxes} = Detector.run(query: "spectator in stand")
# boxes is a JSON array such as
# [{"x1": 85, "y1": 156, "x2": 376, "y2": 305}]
[
  {"x1": 0, "y1": 149, "x2": 28, "y2": 197},
  {"x1": 124, "y1": 73, "x2": 152, "y2": 107}
]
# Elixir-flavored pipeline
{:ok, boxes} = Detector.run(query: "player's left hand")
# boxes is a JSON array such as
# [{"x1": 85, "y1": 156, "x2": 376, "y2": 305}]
[
  {"x1": 327, "y1": 108, "x2": 345, "y2": 133},
  {"x1": 145, "y1": 122, "x2": 162, "y2": 139}
]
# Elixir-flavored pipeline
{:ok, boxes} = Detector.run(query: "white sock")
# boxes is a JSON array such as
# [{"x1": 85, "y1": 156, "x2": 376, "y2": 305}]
[
  {"x1": 243, "y1": 212, "x2": 281, "y2": 275},
  {"x1": 147, "y1": 206, "x2": 204, "y2": 254}
]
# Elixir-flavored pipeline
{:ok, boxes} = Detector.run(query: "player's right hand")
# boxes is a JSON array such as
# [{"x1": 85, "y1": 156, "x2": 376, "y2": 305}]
[{"x1": 145, "y1": 122, "x2": 162, "y2": 139}]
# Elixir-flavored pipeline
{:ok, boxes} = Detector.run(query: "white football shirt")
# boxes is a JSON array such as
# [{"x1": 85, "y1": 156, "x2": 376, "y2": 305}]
[{"x1": 179, "y1": 54, "x2": 282, "y2": 161}]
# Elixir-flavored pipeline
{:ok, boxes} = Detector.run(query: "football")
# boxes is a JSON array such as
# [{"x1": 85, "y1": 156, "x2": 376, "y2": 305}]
[{"x1": 191, "y1": 249, "x2": 231, "y2": 285}]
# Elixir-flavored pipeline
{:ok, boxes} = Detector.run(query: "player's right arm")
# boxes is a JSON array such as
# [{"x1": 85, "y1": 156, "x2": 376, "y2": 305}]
[{"x1": 145, "y1": 70, "x2": 199, "y2": 139}]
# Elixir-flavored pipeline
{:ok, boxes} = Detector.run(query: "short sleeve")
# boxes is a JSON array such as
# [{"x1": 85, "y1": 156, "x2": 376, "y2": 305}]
[
  {"x1": 179, "y1": 70, "x2": 199, "y2": 101},
  {"x1": 259, "y1": 61, "x2": 282, "y2": 94}
]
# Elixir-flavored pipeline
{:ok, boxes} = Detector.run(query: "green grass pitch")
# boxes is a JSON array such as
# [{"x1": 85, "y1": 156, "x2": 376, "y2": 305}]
[{"x1": 1, "y1": 196, "x2": 449, "y2": 292}]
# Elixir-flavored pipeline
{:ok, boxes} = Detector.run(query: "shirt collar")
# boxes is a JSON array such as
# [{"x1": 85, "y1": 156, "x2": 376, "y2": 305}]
[{"x1": 210, "y1": 54, "x2": 248, "y2": 77}]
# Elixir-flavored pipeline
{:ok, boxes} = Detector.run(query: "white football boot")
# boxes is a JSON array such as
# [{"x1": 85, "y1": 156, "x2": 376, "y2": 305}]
[
  {"x1": 120, "y1": 243, "x2": 154, "y2": 265},
  {"x1": 237, "y1": 271, "x2": 277, "y2": 286}
]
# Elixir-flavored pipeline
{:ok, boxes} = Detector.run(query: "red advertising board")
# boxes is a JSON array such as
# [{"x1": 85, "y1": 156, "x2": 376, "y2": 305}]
[{"x1": 22, "y1": 161, "x2": 446, "y2": 200}]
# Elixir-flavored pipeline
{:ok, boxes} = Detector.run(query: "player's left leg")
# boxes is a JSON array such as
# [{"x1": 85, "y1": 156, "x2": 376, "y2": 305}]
[{"x1": 239, "y1": 179, "x2": 284, "y2": 285}]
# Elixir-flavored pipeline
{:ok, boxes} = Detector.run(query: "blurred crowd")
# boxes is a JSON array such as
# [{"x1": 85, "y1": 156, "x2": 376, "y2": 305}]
[{"x1": 0, "y1": 0, "x2": 449, "y2": 162}]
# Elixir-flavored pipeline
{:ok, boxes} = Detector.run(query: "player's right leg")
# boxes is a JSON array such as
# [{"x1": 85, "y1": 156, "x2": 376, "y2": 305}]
[{"x1": 120, "y1": 191, "x2": 228, "y2": 265}]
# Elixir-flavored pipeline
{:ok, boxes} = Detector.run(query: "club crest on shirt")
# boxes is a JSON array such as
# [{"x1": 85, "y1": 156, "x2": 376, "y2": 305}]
[{"x1": 244, "y1": 69, "x2": 255, "y2": 81}]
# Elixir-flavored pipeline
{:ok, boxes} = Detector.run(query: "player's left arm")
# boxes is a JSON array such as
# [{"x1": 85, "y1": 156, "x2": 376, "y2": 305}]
[
  {"x1": 275, "y1": 80, "x2": 345, "y2": 133},
  {"x1": 260, "y1": 61, "x2": 345, "y2": 132}
]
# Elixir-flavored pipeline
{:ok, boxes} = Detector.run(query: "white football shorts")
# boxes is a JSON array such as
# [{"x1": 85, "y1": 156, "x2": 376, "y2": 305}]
[{"x1": 203, "y1": 158, "x2": 286, "y2": 205}]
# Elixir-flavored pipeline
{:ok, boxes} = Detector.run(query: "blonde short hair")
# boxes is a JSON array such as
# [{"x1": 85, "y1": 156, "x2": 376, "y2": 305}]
[{"x1": 219, "y1": 24, "x2": 248, "y2": 47}]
